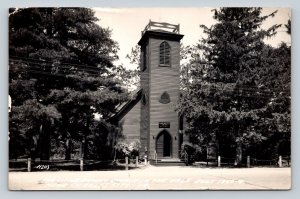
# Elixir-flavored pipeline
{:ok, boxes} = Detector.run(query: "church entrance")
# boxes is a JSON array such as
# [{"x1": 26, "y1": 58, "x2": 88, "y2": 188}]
[{"x1": 156, "y1": 130, "x2": 172, "y2": 158}]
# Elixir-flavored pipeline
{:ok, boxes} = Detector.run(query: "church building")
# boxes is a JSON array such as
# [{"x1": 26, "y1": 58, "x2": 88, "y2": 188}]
[{"x1": 111, "y1": 21, "x2": 187, "y2": 162}]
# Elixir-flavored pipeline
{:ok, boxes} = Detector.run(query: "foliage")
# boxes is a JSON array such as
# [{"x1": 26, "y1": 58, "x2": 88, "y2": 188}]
[
  {"x1": 9, "y1": 8, "x2": 128, "y2": 160},
  {"x1": 178, "y1": 8, "x2": 290, "y2": 165},
  {"x1": 111, "y1": 64, "x2": 140, "y2": 92},
  {"x1": 285, "y1": 19, "x2": 291, "y2": 35},
  {"x1": 126, "y1": 45, "x2": 141, "y2": 67},
  {"x1": 123, "y1": 45, "x2": 141, "y2": 90},
  {"x1": 9, "y1": 99, "x2": 61, "y2": 159},
  {"x1": 115, "y1": 140, "x2": 141, "y2": 158}
]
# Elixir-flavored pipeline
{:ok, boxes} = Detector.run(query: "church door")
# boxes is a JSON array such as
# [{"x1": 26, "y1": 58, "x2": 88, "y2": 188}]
[{"x1": 156, "y1": 130, "x2": 172, "y2": 158}]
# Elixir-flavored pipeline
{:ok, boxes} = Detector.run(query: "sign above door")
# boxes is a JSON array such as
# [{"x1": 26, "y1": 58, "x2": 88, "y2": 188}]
[{"x1": 159, "y1": 122, "x2": 170, "y2": 128}]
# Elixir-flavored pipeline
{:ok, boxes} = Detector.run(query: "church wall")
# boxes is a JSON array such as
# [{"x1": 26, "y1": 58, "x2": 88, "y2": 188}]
[
  {"x1": 119, "y1": 101, "x2": 141, "y2": 143},
  {"x1": 140, "y1": 44, "x2": 150, "y2": 157},
  {"x1": 148, "y1": 38, "x2": 180, "y2": 159}
]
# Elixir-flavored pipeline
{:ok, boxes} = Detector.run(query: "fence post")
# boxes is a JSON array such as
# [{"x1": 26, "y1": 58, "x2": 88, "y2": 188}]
[
  {"x1": 27, "y1": 158, "x2": 31, "y2": 172},
  {"x1": 185, "y1": 152, "x2": 188, "y2": 166},
  {"x1": 80, "y1": 158, "x2": 84, "y2": 171},
  {"x1": 217, "y1": 156, "x2": 221, "y2": 167},
  {"x1": 278, "y1": 156, "x2": 282, "y2": 167},
  {"x1": 125, "y1": 157, "x2": 129, "y2": 170},
  {"x1": 135, "y1": 156, "x2": 138, "y2": 167},
  {"x1": 247, "y1": 156, "x2": 250, "y2": 168},
  {"x1": 79, "y1": 142, "x2": 83, "y2": 159}
]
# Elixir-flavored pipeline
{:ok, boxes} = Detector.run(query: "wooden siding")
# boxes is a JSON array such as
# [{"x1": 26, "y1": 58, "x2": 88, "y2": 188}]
[
  {"x1": 139, "y1": 31, "x2": 183, "y2": 159},
  {"x1": 119, "y1": 101, "x2": 141, "y2": 142},
  {"x1": 140, "y1": 42, "x2": 150, "y2": 156},
  {"x1": 148, "y1": 38, "x2": 181, "y2": 159}
]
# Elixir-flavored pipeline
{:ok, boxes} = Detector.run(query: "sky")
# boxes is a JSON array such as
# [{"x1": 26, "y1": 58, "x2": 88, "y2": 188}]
[{"x1": 93, "y1": 8, "x2": 291, "y2": 70}]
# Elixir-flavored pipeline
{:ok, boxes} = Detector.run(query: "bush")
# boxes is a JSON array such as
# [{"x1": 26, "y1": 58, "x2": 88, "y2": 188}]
[{"x1": 115, "y1": 140, "x2": 140, "y2": 159}]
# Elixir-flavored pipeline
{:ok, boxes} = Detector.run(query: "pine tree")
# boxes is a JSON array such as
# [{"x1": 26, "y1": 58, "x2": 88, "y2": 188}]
[
  {"x1": 178, "y1": 8, "x2": 290, "y2": 166},
  {"x1": 9, "y1": 8, "x2": 128, "y2": 160}
]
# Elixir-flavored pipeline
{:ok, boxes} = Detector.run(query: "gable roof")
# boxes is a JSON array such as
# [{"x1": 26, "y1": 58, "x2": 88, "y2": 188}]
[{"x1": 109, "y1": 89, "x2": 143, "y2": 123}]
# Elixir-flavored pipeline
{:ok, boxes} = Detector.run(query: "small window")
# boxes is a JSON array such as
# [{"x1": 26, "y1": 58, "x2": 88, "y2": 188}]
[{"x1": 159, "y1": 41, "x2": 171, "y2": 66}]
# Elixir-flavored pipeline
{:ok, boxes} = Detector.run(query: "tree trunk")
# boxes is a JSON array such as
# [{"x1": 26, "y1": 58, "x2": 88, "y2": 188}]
[
  {"x1": 40, "y1": 123, "x2": 51, "y2": 160},
  {"x1": 82, "y1": 137, "x2": 88, "y2": 159},
  {"x1": 30, "y1": 135, "x2": 38, "y2": 160},
  {"x1": 65, "y1": 138, "x2": 71, "y2": 160},
  {"x1": 235, "y1": 140, "x2": 242, "y2": 166}
]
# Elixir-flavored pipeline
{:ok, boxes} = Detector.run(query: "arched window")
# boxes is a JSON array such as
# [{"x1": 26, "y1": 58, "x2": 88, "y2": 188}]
[{"x1": 159, "y1": 41, "x2": 171, "y2": 66}]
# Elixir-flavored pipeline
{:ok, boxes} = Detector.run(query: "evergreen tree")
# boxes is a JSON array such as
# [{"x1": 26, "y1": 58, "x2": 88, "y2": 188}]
[
  {"x1": 9, "y1": 8, "x2": 128, "y2": 160},
  {"x1": 179, "y1": 8, "x2": 290, "y2": 165}
]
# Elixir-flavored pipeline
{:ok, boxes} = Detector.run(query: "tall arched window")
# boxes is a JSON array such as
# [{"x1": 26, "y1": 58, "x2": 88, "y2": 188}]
[{"x1": 159, "y1": 41, "x2": 171, "y2": 66}]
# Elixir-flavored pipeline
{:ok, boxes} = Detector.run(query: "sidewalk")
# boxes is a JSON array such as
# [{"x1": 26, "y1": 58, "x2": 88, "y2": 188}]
[{"x1": 8, "y1": 166, "x2": 291, "y2": 190}]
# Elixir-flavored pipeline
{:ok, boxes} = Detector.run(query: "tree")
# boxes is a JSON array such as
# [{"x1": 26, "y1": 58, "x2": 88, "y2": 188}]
[
  {"x1": 123, "y1": 45, "x2": 141, "y2": 90},
  {"x1": 9, "y1": 99, "x2": 61, "y2": 159},
  {"x1": 254, "y1": 43, "x2": 291, "y2": 159},
  {"x1": 285, "y1": 19, "x2": 291, "y2": 35},
  {"x1": 9, "y1": 8, "x2": 128, "y2": 160},
  {"x1": 126, "y1": 45, "x2": 141, "y2": 67},
  {"x1": 111, "y1": 64, "x2": 140, "y2": 92},
  {"x1": 178, "y1": 8, "x2": 290, "y2": 166}
]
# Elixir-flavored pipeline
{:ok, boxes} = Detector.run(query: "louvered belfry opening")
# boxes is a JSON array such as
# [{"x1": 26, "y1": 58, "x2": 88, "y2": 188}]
[{"x1": 159, "y1": 41, "x2": 171, "y2": 66}]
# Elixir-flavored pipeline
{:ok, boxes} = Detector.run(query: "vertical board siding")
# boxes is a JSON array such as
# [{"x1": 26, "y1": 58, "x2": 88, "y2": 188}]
[
  {"x1": 140, "y1": 41, "x2": 150, "y2": 157},
  {"x1": 138, "y1": 32, "x2": 183, "y2": 159},
  {"x1": 149, "y1": 38, "x2": 180, "y2": 159},
  {"x1": 119, "y1": 101, "x2": 141, "y2": 142}
]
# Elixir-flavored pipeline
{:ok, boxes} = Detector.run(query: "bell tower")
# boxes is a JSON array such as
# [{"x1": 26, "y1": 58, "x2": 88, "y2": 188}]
[{"x1": 138, "y1": 21, "x2": 184, "y2": 159}]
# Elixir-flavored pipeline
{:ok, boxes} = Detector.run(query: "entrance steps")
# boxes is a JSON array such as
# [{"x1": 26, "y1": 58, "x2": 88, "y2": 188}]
[{"x1": 150, "y1": 158, "x2": 187, "y2": 166}]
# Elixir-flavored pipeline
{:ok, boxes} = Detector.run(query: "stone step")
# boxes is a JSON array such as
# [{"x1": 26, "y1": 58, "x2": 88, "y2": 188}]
[{"x1": 150, "y1": 159, "x2": 187, "y2": 166}]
